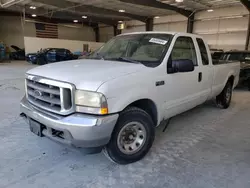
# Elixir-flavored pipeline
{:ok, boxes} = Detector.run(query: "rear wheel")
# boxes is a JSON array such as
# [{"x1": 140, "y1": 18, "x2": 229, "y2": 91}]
[
  {"x1": 216, "y1": 81, "x2": 233, "y2": 109},
  {"x1": 104, "y1": 107, "x2": 155, "y2": 164}
]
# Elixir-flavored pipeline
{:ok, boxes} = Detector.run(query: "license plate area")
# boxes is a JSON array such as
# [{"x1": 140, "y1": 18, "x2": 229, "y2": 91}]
[{"x1": 29, "y1": 118, "x2": 43, "y2": 137}]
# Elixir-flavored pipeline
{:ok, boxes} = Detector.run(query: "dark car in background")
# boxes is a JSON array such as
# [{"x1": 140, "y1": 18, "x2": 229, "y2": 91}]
[
  {"x1": 211, "y1": 50, "x2": 224, "y2": 60},
  {"x1": 26, "y1": 48, "x2": 78, "y2": 65},
  {"x1": 220, "y1": 50, "x2": 250, "y2": 90},
  {"x1": 10, "y1": 45, "x2": 25, "y2": 60}
]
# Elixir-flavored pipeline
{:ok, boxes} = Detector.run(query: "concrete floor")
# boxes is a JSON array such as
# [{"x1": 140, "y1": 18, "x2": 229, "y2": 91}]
[{"x1": 1, "y1": 61, "x2": 250, "y2": 188}]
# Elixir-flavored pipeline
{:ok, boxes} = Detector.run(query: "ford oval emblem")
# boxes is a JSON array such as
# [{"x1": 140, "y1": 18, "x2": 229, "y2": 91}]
[{"x1": 34, "y1": 90, "x2": 42, "y2": 97}]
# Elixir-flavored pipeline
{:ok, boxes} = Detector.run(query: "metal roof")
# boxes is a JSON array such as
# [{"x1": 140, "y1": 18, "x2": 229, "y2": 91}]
[
  {"x1": 0, "y1": 0, "x2": 247, "y2": 26},
  {"x1": 160, "y1": 0, "x2": 242, "y2": 10}
]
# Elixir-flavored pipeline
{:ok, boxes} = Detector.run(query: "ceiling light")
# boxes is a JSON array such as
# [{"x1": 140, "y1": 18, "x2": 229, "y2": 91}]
[
  {"x1": 31, "y1": 14, "x2": 37, "y2": 17},
  {"x1": 175, "y1": 0, "x2": 183, "y2": 2},
  {"x1": 118, "y1": 20, "x2": 123, "y2": 23},
  {"x1": 207, "y1": 9, "x2": 214, "y2": 12},
  {"x1": 73, "y1": 20, "x2": 78, "y2": 23},
  {"x1": 82, "y1": 16, "x2": 87, "y2": 19},
  {"x1": 224, "y1": 15, "x2": 244, "y2": 19},
  {"x1": 118, "y1": 9, "x2": 125, "y2": 12},
  {"x1": 30, "y1": 6, "x2": 36, "y2": 9},
  {"x1": 154, "y1": 16, "x2": 160, "y2": 19}
]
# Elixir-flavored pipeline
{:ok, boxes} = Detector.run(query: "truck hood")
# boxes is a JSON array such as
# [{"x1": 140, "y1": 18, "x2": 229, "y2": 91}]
[{"x1": 27, "y1": 59, "x2": 145, "y2": 91}]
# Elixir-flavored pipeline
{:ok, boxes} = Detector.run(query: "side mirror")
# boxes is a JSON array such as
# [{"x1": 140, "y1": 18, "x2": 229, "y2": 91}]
[{"x1": 169, "y1": 59, "x2": 195, "y2": 73}]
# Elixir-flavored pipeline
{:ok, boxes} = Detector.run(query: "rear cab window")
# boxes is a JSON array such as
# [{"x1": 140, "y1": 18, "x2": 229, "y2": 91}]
[{"x1": 196, "y1": 38, "x2": 209, "y2": 65}]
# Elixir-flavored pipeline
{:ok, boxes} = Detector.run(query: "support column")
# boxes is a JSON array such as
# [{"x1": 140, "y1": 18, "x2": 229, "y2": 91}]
[
  {"x1": 146, "y1": 18, "x2": 153, "y2": 31},
  {"x1": 117, "y1": 29, "x2": 122, "y2": 35},
  {"x1": 94, "y1": 26, "x2": 100, "y2": 42},
  {"x1": 187, "y1": 13, "x2": 195, "y2": 33},
  {"x1": 113, "y1": 25, "x2": 121, "y2": 36},
  {"x1": 245, "y1": 14, "x2": 250, "y2": 50},
  {"x1": 113, "y1": 26, "x2": 117, "y2": 36}
]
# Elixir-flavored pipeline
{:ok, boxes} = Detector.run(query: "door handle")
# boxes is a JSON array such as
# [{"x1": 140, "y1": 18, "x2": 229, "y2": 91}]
[
  {"x1": 198, "y1": 72, "x2": 202, "y2": 82},
  {"x1": 155, "y1": 80, "x2": 165, "y2": 86}
]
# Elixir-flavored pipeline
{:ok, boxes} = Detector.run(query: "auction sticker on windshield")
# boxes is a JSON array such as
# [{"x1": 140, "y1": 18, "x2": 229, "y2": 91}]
[{"x1": 149, "y1": 38, "x2": 168, "y2": 45}]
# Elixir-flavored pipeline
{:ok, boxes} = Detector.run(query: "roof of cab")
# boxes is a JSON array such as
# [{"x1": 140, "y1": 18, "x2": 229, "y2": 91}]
[{"x1": 120, "y1": 31, "x2": 202, "y2": 38}]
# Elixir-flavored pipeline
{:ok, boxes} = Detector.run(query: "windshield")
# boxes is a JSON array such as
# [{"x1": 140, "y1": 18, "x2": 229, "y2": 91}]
[
  {"x1": 38, "y1": 48, "x2": 51, "y2": 53},
  {"x1": 88, "y1": 33, "x2": 172, "y2": 67}
]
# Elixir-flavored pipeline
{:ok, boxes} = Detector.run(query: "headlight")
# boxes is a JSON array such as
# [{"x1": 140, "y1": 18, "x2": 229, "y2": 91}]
[{"x1": 75, "y1": 90, "x2": 108, "y2": 115}]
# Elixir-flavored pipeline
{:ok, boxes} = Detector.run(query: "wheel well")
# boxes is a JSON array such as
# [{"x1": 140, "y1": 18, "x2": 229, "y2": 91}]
[
  {"x1": 228, "y1": 75, "x2": 234, "y2": 86},
  {"x1": 126, "y1": 99, "x2": 158, "y2": 126}
]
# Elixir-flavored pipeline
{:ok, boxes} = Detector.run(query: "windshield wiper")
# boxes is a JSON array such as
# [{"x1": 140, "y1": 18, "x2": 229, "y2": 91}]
[
  {"x1": 88, "y1": 52, "x2": 105, "y2": 60},
  {"x1": 116, "y1": 57, "x2": 141, "y2": 64},
  {"x1": 96, "y1": 53, "x2": 106, "y2": 60}
]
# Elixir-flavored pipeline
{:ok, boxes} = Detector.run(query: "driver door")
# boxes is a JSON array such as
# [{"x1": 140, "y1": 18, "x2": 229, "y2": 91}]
[{"x1": 164, "y1": 36, "x2": 203, "y2": 118}]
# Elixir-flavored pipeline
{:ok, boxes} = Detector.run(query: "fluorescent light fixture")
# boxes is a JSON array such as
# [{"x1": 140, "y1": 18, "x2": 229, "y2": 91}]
[
  {"x1": 73, "y1": 20, "x2": 78, "y2": 23},
  {"x1": 175, "y1": 0, "x2": 183, "y2": 2},
  {"x1": 224, "y1": 15, "x2": 243, "y2": 19},
  {"x1": 154, "y1": 16, "x2": 160, "y2": 19},
  {"x1": 207, "y1": 9, "x2": 214, "y2": 12},
  {"x1": 118, "y1": 9, "x2": 125, "y2": 12},
  {"x1": 31, "y1": 14, "x2": 37, "y2": 17},
  {"x1": 82, "y1": 16, "x2": 87, "y2": 19},
  {"x1": 200, "y1": 15, "x2": 244, "y2": 21},
  {"x1": 30, "y1": 6, "x2": 36, "y2": 9}
]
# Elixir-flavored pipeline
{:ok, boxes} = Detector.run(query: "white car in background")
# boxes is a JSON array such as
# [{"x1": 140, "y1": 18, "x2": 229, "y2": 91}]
[{"x1": 20, "y1": 32, "x2": 240, "y2": 164}]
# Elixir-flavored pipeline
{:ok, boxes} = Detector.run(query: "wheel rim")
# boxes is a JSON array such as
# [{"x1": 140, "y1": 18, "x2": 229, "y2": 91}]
[
  {"x1": 117, "y1": 122, "x2": 146, "y2": 155},
  {"x1": 225, "y1": 86, "x2": 232, "y2": 103}
]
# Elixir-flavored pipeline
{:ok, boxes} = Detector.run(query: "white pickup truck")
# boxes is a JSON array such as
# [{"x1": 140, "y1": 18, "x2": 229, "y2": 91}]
[{"x1": 20, "y1": 32, "x2": 240, "y2": 164}]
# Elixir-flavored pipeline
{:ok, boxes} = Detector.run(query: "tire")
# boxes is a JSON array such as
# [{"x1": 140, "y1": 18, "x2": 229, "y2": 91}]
[
  {"x1": 216, "y1": 81, "x2": 233, "y2": 109},
  {"x1": 104, "y1": 107, "x2": 155, "y2": 165}
]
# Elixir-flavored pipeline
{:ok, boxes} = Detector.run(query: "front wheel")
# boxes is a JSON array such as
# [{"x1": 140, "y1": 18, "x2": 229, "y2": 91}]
[
  {"x1": 216, "y1": 81, "x2": 233, "y2": 109},
  {"x1": 104, "y1": 107, "x2": 155, "y2": 164}
]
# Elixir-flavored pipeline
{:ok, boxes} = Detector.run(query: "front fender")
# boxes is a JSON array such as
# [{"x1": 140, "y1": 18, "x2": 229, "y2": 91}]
[{"x1": 107, "y1": 92, "x2": 163, "y2": 125}]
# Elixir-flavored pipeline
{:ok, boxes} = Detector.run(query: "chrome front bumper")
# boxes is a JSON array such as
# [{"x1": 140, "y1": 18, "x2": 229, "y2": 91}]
[{"x1": 20, "y1": 97, "x2": 119, "y2": 148}]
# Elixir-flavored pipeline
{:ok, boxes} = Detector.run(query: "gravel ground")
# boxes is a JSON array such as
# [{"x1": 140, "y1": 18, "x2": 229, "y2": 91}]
[{"x1": 1, "y1": 61, "x2": 250, "y2": 188}]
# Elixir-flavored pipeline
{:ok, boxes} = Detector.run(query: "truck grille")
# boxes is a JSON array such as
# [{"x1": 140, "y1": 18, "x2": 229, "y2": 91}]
[{"x1": 25, "y1": 75, "x2": 75, "y2": 115}]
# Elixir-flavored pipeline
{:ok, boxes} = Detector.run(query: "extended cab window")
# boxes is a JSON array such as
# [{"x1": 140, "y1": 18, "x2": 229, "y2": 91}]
[
  {"x1": 171, "y1": 36, "x2": 197, "y2": 66},
  {"x1": 196, "y1": 38, "x2": 209, "y2": 65}
]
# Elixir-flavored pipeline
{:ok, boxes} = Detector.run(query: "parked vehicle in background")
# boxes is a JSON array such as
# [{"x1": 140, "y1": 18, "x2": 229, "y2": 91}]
[
  {"x1": 210, "y1": 48, "x2": 224, "y2": 60},
  {"x1": 26, "y1": 48, "x2": 78, "y2": 65},
  {"x1": 10, "y1": 45, "x2": 25, "y2": 60},
  {"x1": 73, "y1": 51, "x2": 91, "y2": 59},
  {"x1": 20, "y1": 32, "x2": 240, "y2": 164},
  {"x1": 0, "y1": 42, "x2": 5, "y2": 62},
  {"x1": 220, "y1": 50, "x2": 250, "y2": 90}
]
